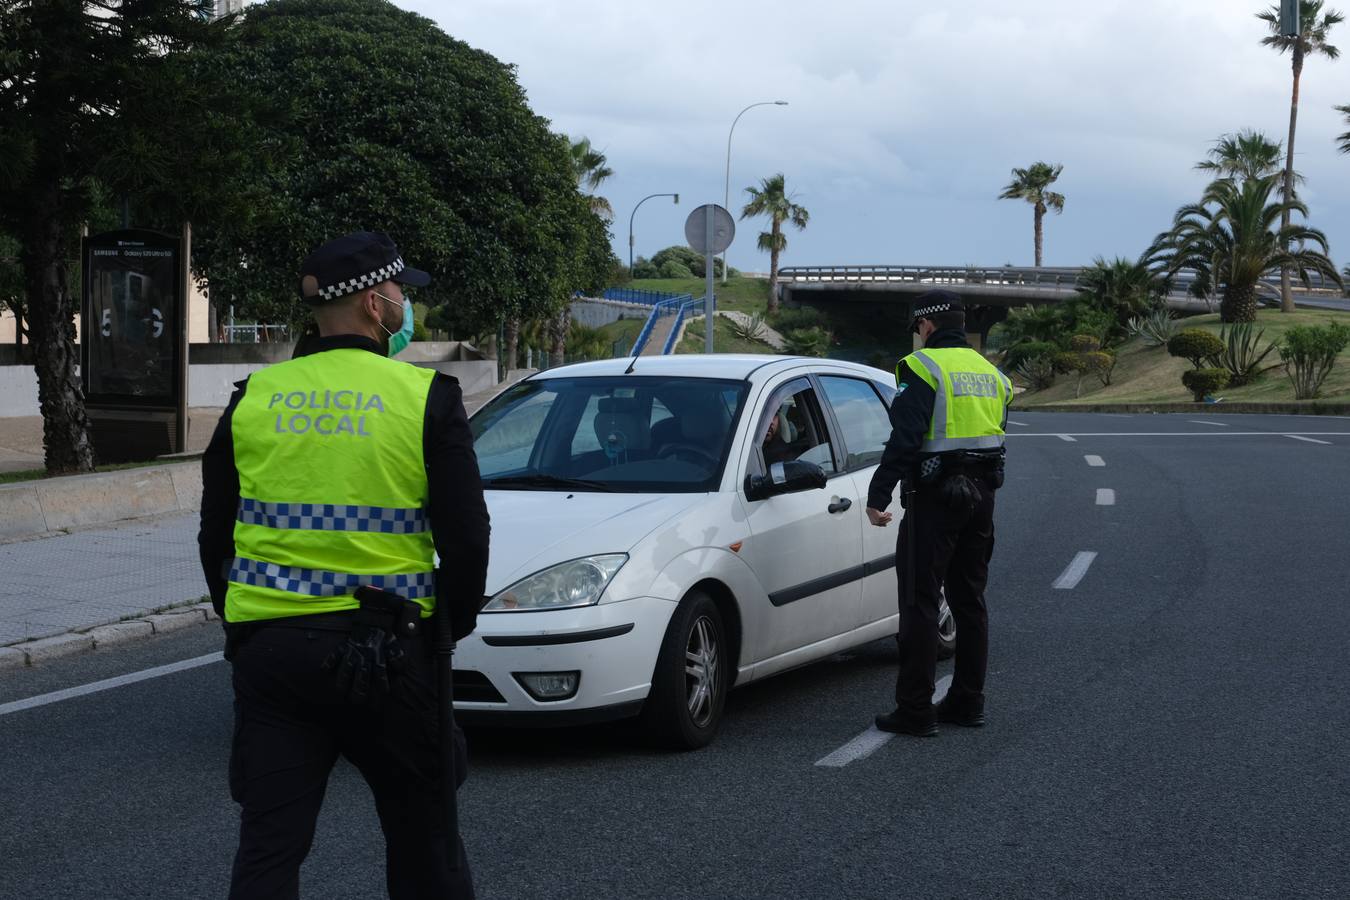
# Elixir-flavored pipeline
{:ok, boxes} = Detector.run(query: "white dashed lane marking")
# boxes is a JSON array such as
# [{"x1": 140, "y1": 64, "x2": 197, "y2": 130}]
[
  {"x1": 1053, "y1": 552, "x2": 1098, "y2": 590},
  {"x1": 1085, "y1": 455, "x2": 1105, "y2": 467},
  {"x1": 1057, "y1": 434, "x2": 1078, "y2": 442},
  {"x1": 0, "y1": 653, "x2": 223, "y2": 717},
  {"x1": 1286, "y1": 435, "x2": 1331, "y2": 445},
  {"x1": 815, "y1": 675, "x2": 952, "y2": 768},
  {"x1": 1007, "y1": 420, "x2": 1029, "y2": 427},
  {"x1": 1096, "y1": 489, "x2": 1116, "y2": 506},
  {"x1": 1188, "y1": 420, "x2": 1230, "y2": 427}
]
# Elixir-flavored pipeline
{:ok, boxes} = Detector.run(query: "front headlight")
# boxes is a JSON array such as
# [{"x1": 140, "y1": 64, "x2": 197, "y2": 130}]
[{"x1": 483, "y1": 554, "x2": 628, "y2": 612}]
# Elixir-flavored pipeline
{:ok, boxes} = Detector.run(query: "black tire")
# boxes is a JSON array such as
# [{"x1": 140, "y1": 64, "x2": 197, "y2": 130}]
[
  {"x1": 641, "y1": 590, "x2": 728, "y2": 750},
  {"x1": 937, "y1": 593, "x2": 956, "y2": 661}
]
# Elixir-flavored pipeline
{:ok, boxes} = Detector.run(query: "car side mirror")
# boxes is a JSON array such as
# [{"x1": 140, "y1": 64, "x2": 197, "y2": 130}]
[{"x1": 745, "y1": 460, "x2": 828, "y2": 501}]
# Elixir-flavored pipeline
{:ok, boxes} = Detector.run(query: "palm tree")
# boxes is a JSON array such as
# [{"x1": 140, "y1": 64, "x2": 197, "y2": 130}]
[
  {"x1": 567, "y1": 136, "x2": 614, "y2": 219},
  {"x1": 1257, "y1": 0, "x2": 1344, "y2": 311},
  {"x1": 998, "y1": 162, "x2": 1065, "y2": 267},
  {"x1": 1147, "y1": 175, "x2": 1342, "y2": 322},
  {"x1": 1336, "y1": 103, "x2": 1350, "y2": 153},
  {"x1": 1195, "y1": 129, "x2": 1299, "y2": 183},
  {"x1": 1076, "y1": 256, "x2": 1163, "y2": 341},
  {"x1": 740, "y1": 173, "x2": 809, "y2": 313}
]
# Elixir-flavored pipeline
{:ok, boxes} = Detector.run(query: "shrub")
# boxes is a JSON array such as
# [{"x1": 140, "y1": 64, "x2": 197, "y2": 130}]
[
  {"x1": 1069, "y1": 334, "x2": 1101, "y2": 354},
  {"x1": 1052, "y1": 351, "x2": 1083, "y2": 375},
  {"x1": 1014, "y1": 355, "x2": 1056, "y2": 390},
  {"x1": 727, "y1": 312, "x2": 767, "y2": 343},
  {"x1": 1127, "y1": 307, "x2": 1179, "y2": 347},
  {"x1": 770, "y1": 306, "x2": 824, "y2": 331},
  {"x1": 1217, "y1": 322, "x2": 1281, "y2": 387},
  {"x1": 631, "y1": 256, "x2": 659, "y2": 279},
  {"x1": 783, "y1": 326, "x2": 832, "y2": 357},
  {"x1": 1087, "y1": 350, "x2": 1117, "y2": 386},
  {"x1": 1003, "y1": 340, "x2": 1057, "y2": 370},
  {"x1": 1167, "y1": 329, "x2": 1224, "y2": 369},
  {"x1": 1279, "y1": 322, "x2": 1350, "y2": 399},
  {"x1": 657, "y1": 259, "x2": 694, "y2": 279},
  {"x1": 1181, "y1": 368, "x2": 1230, "y2": 402},
  {"x1": 651, "y1": 245, "x2": 723, "y2": 278}
]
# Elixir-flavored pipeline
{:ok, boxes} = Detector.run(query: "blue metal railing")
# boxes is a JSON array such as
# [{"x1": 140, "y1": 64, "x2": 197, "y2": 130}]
[
  {"x1": 662, "y1": 296, "x2": 709, "y2": 354},
  {"x1": 603, "y1": 287, "x2": 688, "y2": 306},
  {"x1": 628, "y1": 294, "x2": 692, "y2": 356}
]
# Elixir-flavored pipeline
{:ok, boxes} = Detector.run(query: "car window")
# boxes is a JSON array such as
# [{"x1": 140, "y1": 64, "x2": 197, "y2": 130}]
[
  {"x1": 819, "y1": 376, "x2": 892, "y2": 471},
  {"x1": 472, "y1": 376, "x2": 749, "y2": 492},
  {"x1": 755, "y1": 382, "x2": 837, "y2": 475}
]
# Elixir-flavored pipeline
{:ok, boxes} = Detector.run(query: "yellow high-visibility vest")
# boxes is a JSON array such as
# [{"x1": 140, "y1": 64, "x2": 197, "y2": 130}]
[
  {"x1": 897, "y1": 347, "x2": 1011, "y2": 453},
  {"x1": 225, "y1": 348, "x2": 437, "y2": 623}
]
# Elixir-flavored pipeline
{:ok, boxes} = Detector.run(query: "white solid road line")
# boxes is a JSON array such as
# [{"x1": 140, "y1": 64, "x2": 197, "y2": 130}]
[
  {"x1": 1096, "y1": 489, "x2": 1116, "y2": 506},
  {"x1": 1188, "y1": 420, "x2": 1230, "y2": 427},
  {"x1": 1057, "y1": 434, "x2": 1078, "y2": 442},
  {"x1": 815, "y1": 675, "x2": 952, "y2": 768},
  {"x1": 1053, "y1": 552, "x2": 1098, "y2": 590},
  {"x1": 1084, "y1": 455, "x2": 1106, "y2": 467},
  {"x1": 1286, "y1": 434, "x2": 1332, "y2": 445},
  {"x1": 0, "y1": 652, "x2": 223, "y2": 717}
]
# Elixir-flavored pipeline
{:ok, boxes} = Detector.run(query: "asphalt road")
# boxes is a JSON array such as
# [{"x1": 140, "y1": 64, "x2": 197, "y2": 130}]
[{"x1": 3, "y1": 412, "x2": 1348, "y2": 899}]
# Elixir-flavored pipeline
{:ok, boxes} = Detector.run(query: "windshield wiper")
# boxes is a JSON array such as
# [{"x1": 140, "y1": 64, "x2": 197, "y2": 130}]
[{"x1": 483, "y1": 474, "x2": 614, "y2": 492}]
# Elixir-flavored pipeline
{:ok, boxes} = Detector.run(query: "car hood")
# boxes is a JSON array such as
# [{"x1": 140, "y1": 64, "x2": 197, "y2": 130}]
[{"x1": 483, "y1": 490, "x2": 702, "y2": 594}]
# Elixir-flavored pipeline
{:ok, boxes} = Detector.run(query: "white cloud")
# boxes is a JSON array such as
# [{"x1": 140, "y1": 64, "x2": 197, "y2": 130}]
[{"x1": 402, "y1": 0, "x2": 1350, "y2": 269}]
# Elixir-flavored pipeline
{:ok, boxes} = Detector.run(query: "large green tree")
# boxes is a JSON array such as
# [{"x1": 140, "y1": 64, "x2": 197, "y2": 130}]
[
  {"x1": 1147, "y1": 175, "x2": 1341, "y2": 322},
  {"x1": 740, "y1": 173, "x2": 809, "y2": 314},
  {"x1": 1195, "y1": 129, "x2": 1298, "y2": 183},
  {"x1": 1257, "y1": 0, "x2": 1344, "y2": 312},
  {"x1": 998, "y1": 162, "x2": 1065, "y2": 267},
  {"x1": 191, "y1": 0, "x2": 608, "y2": 367},
  {"x1": 0, "y1": 0, "x2": 248, "y2": 473}
]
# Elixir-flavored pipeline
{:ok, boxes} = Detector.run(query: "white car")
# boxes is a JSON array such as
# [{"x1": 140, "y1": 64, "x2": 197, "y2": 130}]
[{"x1": 458, "y1": 354, "x2": 955, "y2": 748}]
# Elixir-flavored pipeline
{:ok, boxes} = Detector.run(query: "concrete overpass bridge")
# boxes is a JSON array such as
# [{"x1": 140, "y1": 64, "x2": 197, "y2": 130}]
[{"x1": 777, "y1": 264, "x2": 1346, "y2": 345}]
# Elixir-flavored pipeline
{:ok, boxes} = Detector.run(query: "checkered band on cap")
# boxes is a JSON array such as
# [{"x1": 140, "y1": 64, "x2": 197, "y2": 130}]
[
  {"x1": 229, "y1": 556, "x2": 436, "y2": 600},
  {"x1": 237, "y1": 498, "x2": 427, "y2": 534},
  {"x1": 316, "y1": 256, "x2": 407, "y2": 302},
  {"x1": 913, "y1": 301, "x2": 952, "y2": 319}
]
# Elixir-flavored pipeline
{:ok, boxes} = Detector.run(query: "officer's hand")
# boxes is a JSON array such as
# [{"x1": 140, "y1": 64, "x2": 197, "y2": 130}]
[{"x1": 866, "y1": 507, "x2": 892, "y2": 527}]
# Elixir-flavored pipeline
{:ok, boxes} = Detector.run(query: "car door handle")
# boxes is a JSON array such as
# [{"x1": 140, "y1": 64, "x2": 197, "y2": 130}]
[{"x1": 828, "y1": 497, "x2": 852, "y2": 514}]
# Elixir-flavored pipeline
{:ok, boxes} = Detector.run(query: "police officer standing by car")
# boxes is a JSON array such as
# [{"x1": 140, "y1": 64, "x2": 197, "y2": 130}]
[
  {"x1": 865, "y1": 290, "x2": 1011, "y2": 737},
  {"x1": 198, "y1": 231, "x2": 490, "y2": 898}
]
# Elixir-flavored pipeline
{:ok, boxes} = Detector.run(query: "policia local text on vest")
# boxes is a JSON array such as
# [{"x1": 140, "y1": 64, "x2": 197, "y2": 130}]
[
  {"x1": 198, "y1": 231, "x2": 489, "y2": 899},
  {"x1": 865, "y1": 290, "x2": 1010, "y2": 739}
]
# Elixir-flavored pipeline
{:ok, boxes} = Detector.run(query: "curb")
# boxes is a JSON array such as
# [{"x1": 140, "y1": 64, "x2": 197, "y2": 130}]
[
  {"x1": 0, "y1": 461, "x2": 203, "y2": 543},
  {"x1": 0, "y1": 602, "x2": 218, "y2": 670},
  {"x1": 1012, "y1": 402, "x2": 1350, "y2": 415}
]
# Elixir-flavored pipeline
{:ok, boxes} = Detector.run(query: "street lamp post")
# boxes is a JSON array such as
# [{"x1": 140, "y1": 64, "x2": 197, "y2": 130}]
[
  {"x1": 723, "y1": 100, "x2": 787, "y2": 283},
  {"x1": 628, "y1": 193, "x2": 680, "y2": 272}
]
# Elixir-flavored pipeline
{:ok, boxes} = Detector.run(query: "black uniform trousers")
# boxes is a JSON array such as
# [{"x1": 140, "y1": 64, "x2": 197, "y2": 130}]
[
  {"x1": 895, "y1": 476, "x2": 997, "y2": 715},
  {"x1": 228, "y1": 622, "x2": 473, "y2": 900}
]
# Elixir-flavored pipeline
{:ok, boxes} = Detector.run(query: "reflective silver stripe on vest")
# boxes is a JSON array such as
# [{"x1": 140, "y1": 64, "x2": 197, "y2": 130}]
[
  {"x1": 908, "y1": 351, "x2": 948, "y2": 437},
  {"x1": 236, "y1": 498, "x2": 427, "y2": 534},
  {"x1": 921, "y1": 435, "x2": 1006, "y2": 452},
  {"x1": 228, "y1": 557, "x2": 436, "y2": 600}
]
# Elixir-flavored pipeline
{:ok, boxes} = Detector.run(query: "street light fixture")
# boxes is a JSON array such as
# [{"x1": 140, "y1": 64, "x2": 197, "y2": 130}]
[
  {"x1": 628, "y1": 193, "x2": 680, "y2": 272},
  {"x1": 723, "y1": 100, "x2": 788, "y2": 283}
]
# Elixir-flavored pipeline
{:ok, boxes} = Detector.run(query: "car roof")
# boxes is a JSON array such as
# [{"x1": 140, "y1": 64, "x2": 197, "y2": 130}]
[{"x1": 525, "y1": 354, "x2": 893, "y2": 384}]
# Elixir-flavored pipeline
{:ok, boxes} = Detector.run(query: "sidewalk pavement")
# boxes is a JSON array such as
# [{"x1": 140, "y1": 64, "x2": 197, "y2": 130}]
[
  {"x1": 0, "y1": 410, "x2": 224, "y2": 474},
  {"x1": 0, "y1": 512, "x2": 211, "y2": 667}
]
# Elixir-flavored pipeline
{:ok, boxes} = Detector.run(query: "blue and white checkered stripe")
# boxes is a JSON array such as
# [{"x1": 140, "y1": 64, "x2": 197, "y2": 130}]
[
  {"x1": 237, "y1": 498, "x2": 427, "y2": 534},
  {"x1": 228, "y1": 557, "x2": 436, "y2": 600}
]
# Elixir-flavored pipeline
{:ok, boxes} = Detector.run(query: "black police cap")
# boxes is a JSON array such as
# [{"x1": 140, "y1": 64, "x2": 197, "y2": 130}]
[
  {"x1": 298, "y1": 231, "x2": 431, "y2": 304},
  {"x1": 910, "y1": 290, "x2": 965, "y2": 332}
]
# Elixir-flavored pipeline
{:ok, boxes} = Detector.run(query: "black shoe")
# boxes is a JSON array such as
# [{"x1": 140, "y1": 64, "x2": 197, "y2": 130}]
[
  {"x1": 934, "y1": 696, "x2": 985, "y2": 727},
  {"x1": 874, "y1": 709, "x2": 938, "y2": 737}
]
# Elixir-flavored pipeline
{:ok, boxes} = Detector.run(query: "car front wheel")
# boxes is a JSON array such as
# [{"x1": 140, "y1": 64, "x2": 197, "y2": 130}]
[{"x1": 642, "y1": 590, "x2": 728, "y2": 750}]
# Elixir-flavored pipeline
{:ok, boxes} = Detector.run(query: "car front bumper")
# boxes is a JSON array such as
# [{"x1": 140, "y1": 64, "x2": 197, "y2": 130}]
[{"x1": 451, "y1": 595, "x2": 675, "y2": 724}]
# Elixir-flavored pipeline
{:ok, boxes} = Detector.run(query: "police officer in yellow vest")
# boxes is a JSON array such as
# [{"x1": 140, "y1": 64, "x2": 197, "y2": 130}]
[
  {"x1": 198, "y1": 232, "x2": 489, "y2": 898},
  {"x1": 865, "y1": 291, "x2": 1010, "y2": 737}
]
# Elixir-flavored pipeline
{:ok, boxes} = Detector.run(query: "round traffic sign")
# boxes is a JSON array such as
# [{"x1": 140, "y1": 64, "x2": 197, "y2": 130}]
[{"x1": 684, "y1": 204, "x2": 735, "y2": 255}]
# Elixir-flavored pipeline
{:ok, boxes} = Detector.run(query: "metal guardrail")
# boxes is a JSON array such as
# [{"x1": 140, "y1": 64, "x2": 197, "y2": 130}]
[
  {"x1": 223, "y1": 324, "x2": 290, "y2": 343},
  {"x1": 602, "y1": 287, "x2": 689, "y2": 306},
  {"x1": 628, "y1": 294, "x2": 691, "y2": 356},
  {"x1": 776, "y1": 265, "x2": 1340, "y2": 295},
  {"x1": 662, "y1": 296, "x2": 709, "y2": 354}
]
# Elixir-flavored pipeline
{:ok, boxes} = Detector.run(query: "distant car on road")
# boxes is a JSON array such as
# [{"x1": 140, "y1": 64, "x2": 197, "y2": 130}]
[{"x1": 460, "y1": 354, "x2": 955, "y2": 748}]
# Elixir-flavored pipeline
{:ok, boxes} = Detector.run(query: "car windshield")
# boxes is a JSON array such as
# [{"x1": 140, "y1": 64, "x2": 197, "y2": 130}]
[{"x1": 471, "y1": 375, "x2": 749, "y2": 492}]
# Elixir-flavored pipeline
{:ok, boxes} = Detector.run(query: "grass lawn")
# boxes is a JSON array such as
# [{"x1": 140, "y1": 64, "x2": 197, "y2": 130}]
[
  {"x1": 1016, "y1": 308, "x2": 1350, "y2": 406},
  {"x1": 624, "y1": 276, "x2": 770, "y2": 313},
  {"x1": 676, "y1": 315, "x2": 778, "y2": 355}
]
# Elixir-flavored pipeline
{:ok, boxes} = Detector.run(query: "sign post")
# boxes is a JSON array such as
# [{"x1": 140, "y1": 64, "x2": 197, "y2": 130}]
[
  {"x1": 81, "y1": 229, "x2": 188, "y2": 462},
  {"x1": 684, "y1": 204, "x2": 735, "y2": 354}
]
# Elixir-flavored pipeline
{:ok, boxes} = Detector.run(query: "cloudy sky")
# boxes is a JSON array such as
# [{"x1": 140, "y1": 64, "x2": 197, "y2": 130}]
[{"x1": 396, "y1": 0, "x2": 1350, "y2": 273}]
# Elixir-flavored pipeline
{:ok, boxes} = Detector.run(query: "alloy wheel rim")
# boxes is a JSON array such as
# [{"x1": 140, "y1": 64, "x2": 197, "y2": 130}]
[{"x1": 685, "y1": 616, "x2": 720, "y2": 727}]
